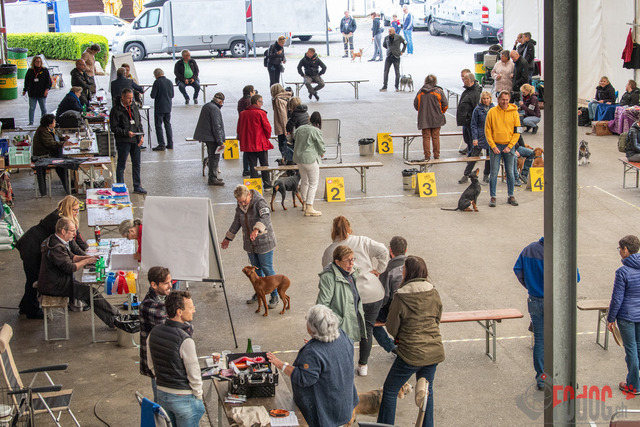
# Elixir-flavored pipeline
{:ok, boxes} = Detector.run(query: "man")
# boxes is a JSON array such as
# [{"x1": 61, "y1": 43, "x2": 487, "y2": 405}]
[
  {"x1": 373, "y1": 236, "x2": 407, "y2": 353},
  {"x1": 237, "y1": 94, "x2": 273, "y2": 188},
  {"x1": 510, "y1": 50, "x2": 529, "y2": 103},
  {"x1": 193, "y1": 92, "x2": 226, "y2": 186},
  {"x1": 150, "y1": 68, "x2": 175, "y2": 151},
  {"x1": 380, "y1": 28, "x2": 407, "y2": 92},
  {"x1": 37, "y1": 218, "x2": 120, "y2": 328},
  {"x1": 174, "y1": 50, "x2": 200, "y2": 105},
  {"x1": 148, "y1": 290, "x2": 204, "y2": 426},
  {"x1": 368, "y1": 12, "x2": 384, "y2": 62},
  {"x1": 70, "y1": 59, "x2": 92, "y2": 107},
  {"x1": 297, "y1": 48, "x2": 326, "y2": 101},
  {"x1": 402, "y1": 5, "x2": 414, "y2": 55},
  {"x1": 340, "y1": 10, "x2": 357, "y2": 58},
  {"x1": 238, "y1": 85, "x2": 256, "y2": 177},
  {"x1": 485, "y1": 90, "x2": 520, "y2": 207},
  {"x1": 110, "y1": 88, "x2": 146, "y2": 194},
  {"x1": 457, "y1": 72, "x2": 482, "y2": 184},
  {"x1": 110, "y1": 67, "x2": 143, "y2": 106},
  {"x1": 521, "y1": 32, "x2": 537, "y2": 82}
]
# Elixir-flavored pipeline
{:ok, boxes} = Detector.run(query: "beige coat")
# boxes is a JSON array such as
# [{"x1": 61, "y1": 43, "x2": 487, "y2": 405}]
[
  {"x1": 491, "y1": 59, "x2": 514, "y2": 94},
  {"x1": 272, "y1": 91, "x2": 292, "y2": 135}
]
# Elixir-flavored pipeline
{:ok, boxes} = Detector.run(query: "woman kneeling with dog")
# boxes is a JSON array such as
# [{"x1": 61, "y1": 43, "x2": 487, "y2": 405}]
[{"x1": 267, "y1": 304, "x2": 358, "y2": 427}]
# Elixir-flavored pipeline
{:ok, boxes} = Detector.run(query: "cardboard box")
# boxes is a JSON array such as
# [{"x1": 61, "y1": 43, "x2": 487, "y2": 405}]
[
  {"x1": 593, "y1": 121, "x2": 612, "y2": 136},
  {"x1": 0, "y1": 157, "x2": 5, "y2": 169}
]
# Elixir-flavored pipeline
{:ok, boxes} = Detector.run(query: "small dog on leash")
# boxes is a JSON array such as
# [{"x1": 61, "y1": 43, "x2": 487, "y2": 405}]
[
  {"x1": 351, "y1": 48, "x2": 364, "y2": 62},
  {"x1": 441, "y1": 168, "x2": 481, "y2": 212},
  {"x1": 578, "y1": 140, "x2": 591, "y2": 165},
  {"x1": 400, "y1": 74, "x2": 414, "y2": 91},
  {"x1": 271, "y1": 172, "x2": 303, "y2": 211},
  {"x1": 242, "y1": 266, "x2": 291, "y2": 316},
  {"x1": 346, "y1": 383, "x2": 413, "y2": 426},
  {"x1": 532, "y1": 147, "x2": 545, "y2": 168}
]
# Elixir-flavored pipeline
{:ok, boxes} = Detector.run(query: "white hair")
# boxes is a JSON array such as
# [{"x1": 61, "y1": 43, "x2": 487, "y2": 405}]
[{"x1": 307, "y1": 305, "x2": 340, "y2": 342}]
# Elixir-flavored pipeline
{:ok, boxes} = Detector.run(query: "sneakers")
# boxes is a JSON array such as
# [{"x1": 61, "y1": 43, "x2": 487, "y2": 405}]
[
  {"x1": 531, "y1": 126, "x2": 538, "y2": 135},
  {"x1": 357, "y1": 364, "x2": 368, "y2": 376},
  {"x1": 619, "y1": 382, "x2": 640, "y2": 395},
  {"x1": 458, "y1": 175, "x2": 468, "y2": 184},
  {"x1": 268, "y1": 295, "x2": 279, "y2": 309},
  {"x1": 152, "y1": 145, "x2": 166, "y2": 151},
  {"x1": 133, "y1": 187, "x2": 147, "y2": 195},
  {"x1": 246, "y1": 294, "x2": 258, "y2": 304},
  {"x1": 379, "y1": 87, "x2": 387, "y2": 92},
  {"x1": 508, "y1": 196, "x2": 519, "y2": 206},
  {"x1": 304, "y1": 204, "x2": 322, "y2": 216},
  {"x1": 483, "y1": 175, "x2": 490, "y2": 183},
  {"x1": 367, "y1": 58, "x2": 376, "y2": 62},
  {"x1": 342, "y1": 54, "x2": 349, "y2": 58},
  {"x1": 514, "y1": 178, "x2": 522, "y2": 187},
  {"x1": 208, "y1": 179, "x2": 225, "y2": 186},
  {"x1": 313, "y1": 93, "x2": 319, "y2": 101},
  {"x1": 489, "y1": 197, "x2": 496, "y2": 207},
  {"x1": 520, "y1": 173, "x2": 529, "y2": 184},
  {"x1": 242, "y1": 171, "x2": 251, "y2": 177},
  {"x1": 396, "y1": 88, "x2": 401, "y2": 92}
]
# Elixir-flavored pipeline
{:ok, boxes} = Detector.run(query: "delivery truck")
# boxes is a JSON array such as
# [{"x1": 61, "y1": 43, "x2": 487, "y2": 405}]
[{"x1": 426, "y1": 0, "x2": 503, "y2": 43}]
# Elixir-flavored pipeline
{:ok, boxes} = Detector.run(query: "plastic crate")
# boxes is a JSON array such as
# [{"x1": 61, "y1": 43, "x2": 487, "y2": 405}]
[{"x1": 8, "y1": 146, "x2": 31, "y2": 165}]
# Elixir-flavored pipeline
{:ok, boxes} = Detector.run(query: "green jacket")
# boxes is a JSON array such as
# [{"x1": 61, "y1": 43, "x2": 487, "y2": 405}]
[
  {"x1": 316, "y1": 263, "x2": 365, "y2": 342},
  {"x1": 293, "y1": 124, "x2": 325, "y2": 165}
]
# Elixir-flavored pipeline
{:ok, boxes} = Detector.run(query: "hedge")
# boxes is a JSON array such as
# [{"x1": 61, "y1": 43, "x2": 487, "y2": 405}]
[{"x1": 7, "y1": 33, "x2": 109, "y2": 68}]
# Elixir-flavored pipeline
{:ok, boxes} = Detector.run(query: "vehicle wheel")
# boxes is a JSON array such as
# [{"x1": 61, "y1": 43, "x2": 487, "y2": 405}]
[
  {"x1": 297, "y1": 36, "x2": 312, "y2": 42},
  {"x1": 429, "y1": 20, "x2": 440, "y2": 36},
  {"x1": 230, "y1": 40, "x2": 247, "y2": 58},
  {"x1": 462, "y1": 26, "x2": 472, "y2": 44},
  {"x1": 126, "y1": 42, "x2": 146, "y2": 61}
]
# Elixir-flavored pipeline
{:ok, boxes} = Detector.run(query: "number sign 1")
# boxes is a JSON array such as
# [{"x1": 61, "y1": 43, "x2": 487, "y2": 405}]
[
  {"x1": 529, "y1": 167, "x2": 544, "y2": 192},
  {"x1": 325, "y1": 177, "x2": 346, "y2": 202},
  {"x1": 377, "y1": 133, "x2": 394, "y2": 154},
  {"x1": 244, "y1": 178, "x2": 263, "y2": 195},
  {"x1": 223, "y1": 139, "x2": 239, "y2": 160},
  {"x1": 417, "y1": 172, "x2": 438, "y2": 198}
]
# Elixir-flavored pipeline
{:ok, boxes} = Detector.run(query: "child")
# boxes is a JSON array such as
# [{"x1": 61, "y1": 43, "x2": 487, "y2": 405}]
[{"x1": 391, "y1": 14, "x2": 402, "y2": 34}]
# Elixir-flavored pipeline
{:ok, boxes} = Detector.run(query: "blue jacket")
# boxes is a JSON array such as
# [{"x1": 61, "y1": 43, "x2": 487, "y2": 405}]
[
  {"x1": 470, "y1": 103, "x2": 493, "y2": 150},
  {"x1": 403, "y1": 12, "x2": 414, "y2": 31},
  {"x1": 608, "y1": 253, "x2": 640, "y2": 323},
  {"x1": 514, "y1": 238, "x2": 545, "y2": 298}
]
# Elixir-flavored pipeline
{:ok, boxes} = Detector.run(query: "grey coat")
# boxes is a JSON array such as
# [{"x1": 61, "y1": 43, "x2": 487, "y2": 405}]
[
  {"x1": 225, "y1": 190, "x2": 276, "y2": 254},
  {"x1": 383, "y1": 34, "x2": 406, "y2": 58},
  {"x1": 193, "y1": 100, "x2": 225, "y2": 145}
]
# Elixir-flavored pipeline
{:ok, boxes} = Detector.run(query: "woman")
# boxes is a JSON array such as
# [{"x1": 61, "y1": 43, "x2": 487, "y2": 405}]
[
  {"x1": 491, "y1": 50, "x2": 514, "y2": 96},
  {"x1": 587, "y1": 76, "x2": 616, "y2": 120},
  {"x1": 377, "y1": 256, "x2": 444, "y2": 427},
  {"x1": 32, "y1": 114, "x2": 71, "y2": 192},
  {"x1": 285, "y1": 96, "x2": 309, "y2": 159},
  {"x1": 293, "y1": 111, "x2": 325, "y2": 217},
  {"x1": 22, "y1": 55, "x2": 51, "y2": 125},
  {"x1": 466, "y1": 90, "x2": 493, "y2": 184},
  {"x1": 119, "y1": 218, "x2": 143, "y2": 261},
  {"x1": 56, "y1": 86, "x2": 84, "y2": 121},
  {"x1": 16, "y1": 196, "x2": 88, "y2": 318},
  {"x1": 267, "y1": 36, "x2": 286, "y2": 87},
  {"x1": 321, "y1": 216, "x2": 388, "y2": 376},
  {"x1": 620, "y1": 80, "x2": 640, "y2": 107},
  {"x1": 271, "y1": 83, "x2": 292, "y2": 159},
  {"x1": 414, "y1": 74, "x2": 448, "y2": 161},
  {"x1": 607, "y1": 235, "x2": 640, "y2": 395},
  {"x1": 519, "y1": 83, "x2": 541, "y2": 134},
  {"x1": 267, "y1": 305, "x2": 358, "y2": 427}
]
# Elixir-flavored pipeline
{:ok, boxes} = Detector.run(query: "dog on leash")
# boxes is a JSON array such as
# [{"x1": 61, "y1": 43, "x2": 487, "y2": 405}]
[
  {"x1": 532, "y1": 147, "x2": 544, "y2": 168},
  {"x1": 578, "y1": 140, "x2": 591, "y2": 165},
  {"x1": 351, "y1": 48, "x2": 364, "y2": 62},
  {"x1": 346, "y1": 383, "x2": 413, "y2": 427},
  {"x1": 242, "y1": 266, "x2": 291, "y2": 316},
  {"x1": 400, "y1": 74, "x2": 414, "y2": 91},
  {"x1": 441, "y1": 168, "x2": 481, "y2": 212},
  {"x1": 271, "y1": 172, "x2": 303, "y2": 211}
]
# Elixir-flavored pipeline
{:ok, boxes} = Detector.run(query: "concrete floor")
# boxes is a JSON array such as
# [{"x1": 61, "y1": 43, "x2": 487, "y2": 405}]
[{"x1": 1, "y1": 25, "x2": 640, "y2": 426}]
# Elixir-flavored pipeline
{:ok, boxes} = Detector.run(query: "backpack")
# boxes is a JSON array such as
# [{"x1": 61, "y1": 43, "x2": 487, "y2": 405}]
[
  {"x1": 619, "y1": 131, "x2": 629, "y2": 153},
  {"x1": 263, "y1": 49, "x2": 269, "y2": 67},
  {"x1": 577, "y1": 107, "x2": 590, "y2": 126}
]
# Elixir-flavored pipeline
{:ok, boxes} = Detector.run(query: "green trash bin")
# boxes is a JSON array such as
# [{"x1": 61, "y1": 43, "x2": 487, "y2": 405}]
[
  {"x1": 7, "y1": 48, "x2": 28, "y2": 79},
  {"x1": 474, "y1": 51, "x2": 485, "y2": 82},
  {"x1": 0, "y1": 64, "x2": 18, "y2": 100}
]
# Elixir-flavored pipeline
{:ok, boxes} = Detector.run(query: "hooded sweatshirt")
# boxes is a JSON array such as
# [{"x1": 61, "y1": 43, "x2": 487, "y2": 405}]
[
  {"x1": 608, "y1": 252, "x2": 640, "y2": 323},
  {"x1": 413, "y1": 83, "x2": 448, "y2": 129},
  {"x1": 484, "y1": 103, "x2": 521, "y2": 149}
]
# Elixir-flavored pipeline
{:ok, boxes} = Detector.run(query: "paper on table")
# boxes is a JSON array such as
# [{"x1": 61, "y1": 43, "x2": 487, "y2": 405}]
[{"x1": 270, "y1": 413, "x2": 299, "y2": 426}]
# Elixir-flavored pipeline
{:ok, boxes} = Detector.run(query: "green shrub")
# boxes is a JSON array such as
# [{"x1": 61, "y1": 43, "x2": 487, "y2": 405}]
[{"x1": 7, "y1": 33, "x2": 109, "y2": 67}]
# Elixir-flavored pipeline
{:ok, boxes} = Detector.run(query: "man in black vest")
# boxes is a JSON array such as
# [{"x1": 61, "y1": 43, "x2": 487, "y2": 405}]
[{"x1": 148, "y1": 290, "x2": 204, "y2": 426}]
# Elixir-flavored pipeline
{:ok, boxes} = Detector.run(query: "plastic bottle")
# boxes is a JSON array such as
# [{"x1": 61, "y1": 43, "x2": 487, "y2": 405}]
[
  {"x1": 106, "y1": 272, "x2": 116, "y2": 295},
  {"x1": 246, "y1": 338, "x2": 253, "y2": 354},
  {"x1": 96, "y1": 256, "x2": 104, "y2": 281},
  {"x1": 125, "y1": 271, "x2": 137, "y2": 294},
  {"x1": 94, "y1": 225, "x2": 101, "y2": 243},
  {"x1": 116, "y1": 271, "x2": 128, "y2": 294}
]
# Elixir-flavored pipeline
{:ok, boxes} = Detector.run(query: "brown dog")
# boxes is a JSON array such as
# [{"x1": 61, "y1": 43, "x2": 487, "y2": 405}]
[
  {"x1": 532, "y1": 147, "x2": 544, "y2": 168},
  {"x1": 346, "y1": 383, "x2": 413, "y2": 426},
  {"x1": 242, "y1": 266, "x2": 291, "y2": 316},
  {"x1": 351, "y1": 48, "x2": 364, "y2": 62}
]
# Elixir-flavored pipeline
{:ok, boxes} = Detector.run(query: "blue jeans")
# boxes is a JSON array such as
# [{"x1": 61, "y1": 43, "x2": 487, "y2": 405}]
[
  {"x1": 151, "y1": 377, "x2": 158, "y2": 403},
  {"x1": 587, "y1": 100, "x2": 599, "y2": 120},
  {"x1": 372, "y1": 33, "x2": 383, "y2": 60},
  {"x1": 156, "y1": 390, "x2": 205, "y2": 427},
  {"x1": 377, "y1": 357, "x2": 436, "y2": 427},
  {"x1": 514, "y1": 145, "x2": 534, "y2": 180},
  {"x1": 489, "y1": 143, "x2": 515, "y2": 197},
  {"x1": 177, "y1": 79, "x2": 200, "y2": 101},
  {"x1": 617, "y1": 318, "x2": 640, "y2": 391},
  {"x1": 521, "y1": 115, "x2": 541, "y2": 129},
  {"x1": 373, "y1": 325, "x2": 396, "y2": 352},
  {"x1": 247, "y1": 250, "x2": 277, "y2": 297},
  {"x1": 528, "y1": 296, "x2": 544, "y2": 387},
  {"x1": 28, "y1": 97, "x2": 47, "y2": 125},
  {"x1": 404, "y1": 29, "x2": 414, "y2": 54}
]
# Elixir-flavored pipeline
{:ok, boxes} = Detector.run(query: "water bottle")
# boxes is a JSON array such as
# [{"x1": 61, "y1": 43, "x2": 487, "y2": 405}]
[{"x1": 94, "y1": 225, "x2": 101, "y2": 243}]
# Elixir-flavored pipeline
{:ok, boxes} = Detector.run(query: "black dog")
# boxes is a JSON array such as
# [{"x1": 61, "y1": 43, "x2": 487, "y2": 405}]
[
  {"x1": 271, "y1": 172, "x2": 304, "y2": 211},
  {"x1": 441, "y1": 168, "x2": 481, "y2": 212}
]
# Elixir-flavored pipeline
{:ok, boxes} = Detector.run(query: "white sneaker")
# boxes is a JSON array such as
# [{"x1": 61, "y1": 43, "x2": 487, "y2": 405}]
[{"x1": 357, "y1": 364, "x2": 368, "y2": 376}]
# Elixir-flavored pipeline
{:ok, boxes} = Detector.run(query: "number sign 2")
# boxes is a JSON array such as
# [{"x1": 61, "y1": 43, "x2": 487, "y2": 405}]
[
  {"x1": 417, "y1": 172, "x2": 437, "y2": 198},
  {"x1": 377, "y1": 133, "x2": 394, "y2": 154},
  {"x1": 529, "y1": 167, "x2": 544, "y2": 192},
  {"x1": 325, "y1": 177, "x2": 345, "y2": 202},
  {"x1": 223, "y1": 139, "x2": 239, "y2": 159}
]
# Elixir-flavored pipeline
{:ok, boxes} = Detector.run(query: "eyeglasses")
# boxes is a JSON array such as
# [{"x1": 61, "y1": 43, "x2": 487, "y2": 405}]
[{"x1": 342, "y1": 257, "x2": 356, "y2": 264}]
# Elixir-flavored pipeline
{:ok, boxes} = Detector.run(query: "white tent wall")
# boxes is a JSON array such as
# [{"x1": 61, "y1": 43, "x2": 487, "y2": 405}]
[{"x1": 504, "y1": 0, "x2": 635, "y2": 100}]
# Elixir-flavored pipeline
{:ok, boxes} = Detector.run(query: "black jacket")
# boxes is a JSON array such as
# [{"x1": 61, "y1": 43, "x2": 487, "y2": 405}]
[
  {"x1": 70, "y1": 68, "x2": 92, "y2": 105},
  {"x1": 148, "y1": 320, "x2": 192, "y2": 391},
  {"x1": 174, "y1": 58, "x2": 199, "y2": 83},
  {"x1": 522, "y1": 39, "x2": 536, "y2": 70},
  {"x1": 37, "y1": 234, "x2": 77, "y2": 298},
  {"x1": 110, "y1": 75, "x2": 143, "y2": 102},
  {"x1": 512, "y1": 56, "x2": 529, "y2": 91},
  {"x1": 110, "y1": 100, "x2": 143, "y2": 144},
  {"x1": 456, "y1": 82, "x2": 482, "y2": 126},
  {"x1": 56, "y1": 92, "x2": 83, "y2": 121},
  {"x1": 150, "y1": 75, "x2": 174, "y2": 114},
  {"x1": 23, "y1": 67, "x2": 51, "y2": 98},
  {"x1": 267, "y1": 42, "x2": 285, "y2": 66},
  {"x1": 621, "y1": 88, "x2": 640, "y2": 107},
  {"x1": 627, "y1": 122, "x2": 640, "y2": 158},
  {"x1": 193, "y1": 100, "x2": 225, "y2": 144},
  {"x1": 340, "y1": 16, "x2": 357, "y2": 34},
  {"x1": 371, "y1": 17, "x2": 383, "y2": 36},
  {"x1": 286, "y1": 105, "x2": 309, "y2": 133},
  {"x1": 595, "y1": 83, "x2": 616, "y2": 103},
  {"x1": 297, "y1": 54, "x2": 326, "y2": 77}
]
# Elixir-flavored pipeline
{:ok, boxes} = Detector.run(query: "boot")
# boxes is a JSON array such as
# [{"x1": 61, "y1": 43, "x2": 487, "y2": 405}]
[{"x1": 304, "y1": 204, "x2": 322, "y2": 217}]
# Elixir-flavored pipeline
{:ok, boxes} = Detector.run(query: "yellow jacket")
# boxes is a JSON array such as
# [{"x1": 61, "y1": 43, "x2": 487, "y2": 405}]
[{"x1": 484, "y1": 103, "x2": 521, "y2": 149}]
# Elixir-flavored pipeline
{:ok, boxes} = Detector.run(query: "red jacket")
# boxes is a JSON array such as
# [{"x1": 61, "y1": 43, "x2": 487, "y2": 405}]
[{"x1": 237, "y1": 105, "x2": 273, "y2": 152}]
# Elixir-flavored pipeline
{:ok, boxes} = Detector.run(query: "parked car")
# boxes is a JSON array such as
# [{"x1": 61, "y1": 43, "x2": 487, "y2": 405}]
[{"x1": 70, "y1": 12, "x2": 129, "y2": 47}]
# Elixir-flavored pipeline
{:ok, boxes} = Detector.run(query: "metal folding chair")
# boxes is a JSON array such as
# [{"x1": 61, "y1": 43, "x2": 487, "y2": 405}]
[
  {"x1": 135, "y1": 391, "x2": 172, "y2": 427},
  {"x1": 322, "y1": 118, "x2": 342, "y2": 163}
]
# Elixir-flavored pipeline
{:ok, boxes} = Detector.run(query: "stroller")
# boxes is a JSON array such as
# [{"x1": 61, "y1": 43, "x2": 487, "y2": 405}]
[{"x1": 481, "y1": 44, "x2": 503, "y2": 87}]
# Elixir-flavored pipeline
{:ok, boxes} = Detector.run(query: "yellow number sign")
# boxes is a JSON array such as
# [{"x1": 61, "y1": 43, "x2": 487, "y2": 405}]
[
  {"x1": 325, "y1": 177, "x2": 345, "y2": 202},
  {"x1": 244, "y1": 178, "x2": 263, "y2": 195},
  {"x1": 530, "y1": 167, "x2": 544, "y2": 192},
  {"x1": 417, "y1": 172, "x2": 437, "y2": 198},
  {"x1": 223, "y1": 139, "x2": 239, "y2": 160},
  {"x1": 377, "y1": 133, "x2": 394, "y2": 154}
]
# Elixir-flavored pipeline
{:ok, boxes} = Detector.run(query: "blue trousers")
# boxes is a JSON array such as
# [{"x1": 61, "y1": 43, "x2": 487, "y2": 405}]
[
  {"x1": 248, "y1": 250, "x2": 277, "y2": 297},
  {"x1": 489, "y1": 143, "x2": 515, "y2": 197},
  {"x1": 528, "y1": 296, "x2": 544, "y2": 387},
  {"x1": 177, "y1": 79, "x2": 200, "y2": 101},
  {"x1": 618, "y1": 318, "x2": 640, "y2": 391},
  {"x1": 404, "y1": 29, "x2": 414, "y2": 54},
  {"x1": 156, "y1": 390, "x2": 204, "y2": 427},
  {"x1": 28, "y1": 97, "x2": 47, "y2": 125},
  {"x1": 373, "y1": 325, "x2": 396, "y2": 352}
]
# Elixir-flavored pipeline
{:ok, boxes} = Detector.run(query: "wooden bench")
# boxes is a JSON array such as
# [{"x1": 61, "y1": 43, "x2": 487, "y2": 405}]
[
  {"x1": 140, "y1": 82, "x2": 218, "y2": 103},
  {"x1": 577, "y1": 299, "x2": 610, "y2": 350},
  {"x1": 390, "y1": 131, "x2": 464, "y2": 160},
  {"x1": 405, "y1": 156, "x2": 491, "y2": 173},
  {"x1": 444, "y1": 87, "x2": 461, "y2": 108},
  {"x1": 256, "y1": 162, "x2": 383, "y2": 193},
  {"x1": 620, "y1": 157, "x2": 640, "y2": 188},
  {"x1": 285, "y1": 79, "x2": 369, "y2": 100}
]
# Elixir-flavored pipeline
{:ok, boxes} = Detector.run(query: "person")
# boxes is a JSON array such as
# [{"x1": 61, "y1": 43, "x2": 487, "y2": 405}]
[
  {"x1": 627, "y1": 118, "x2": 640, "y2": 162},
  {"x1": 37, "y1": 218, "x2": 120, "y2": 328},
  {"x1": 391, "y1": 14, "x2": 402, "y2": 35},
  {"x1": 174, "y1": 50, "x2": 200, "y2": 105},
  {"x1": 293, "y1": 111, "x2": 325, "y2": 217},
  {"x1": 110, "y1": 88, "x2": 146, "y2": 194},
  {"x1": 110, "y1": 67, "x2": 143, "y2": 106},
  {"x1": 588, "y1": 76, "x2": 617, "y2": 120},
  {"x1": 150, "y1": 68, "x2": 175, "y2": 151},
  {"x1": 147, "y1": 290, "x2": 204, "y2": 427},
  {"x1": 238, "y1": 85, "x2": 256, "y2": 176},
  {"x1": 322, "y1": 216, "x2": 388, "y2": 376},
  {"x1": 340, "y1": 10, "x2": 357, "y2": 58},
  {"x1": 266, "y1": 305, "x2": 359, "y2": 427},
  {"x1": 519, "y1": 83, "x2": 541, "y2": 134},
  {"x1": 237, "y1": 94, "x2": 273, "y2": 187},
  {"x1": 521, "y1": 32, "x2": 536, "y2": 82},
  {"x1": 32, "y1": 114, "x2": 72, "y2": 192},
  {"x1": 457, "y1": 72, "x2": 482, "y2": 180},
  {"x1": 513, "y1": 33, "x2": 525, "y2": 55},
  {"x1": 119, "y1": 218, "x2": 143, "y2": 261},
  {"x1": 373, "y1": 236, "x2": 407, "y2": 353},
  {"x1": 402, "y1": 5, "x2": 414, "y2": 55},
  {"x1": 271, "y1": 84, "x2": 293, "y2": 159},
  {"x1": 510, "y1": 50, "x2": 529, "y2": 103},
  {"x1": 267, "y1": 36, "x2": 287, "y2": 87},
  {"x1": 221, "y1": 185, "x2": 279, "y2": 308},
  {"x1": 466, "y1": 90, "x2": 493, "y2": 185},
  {"x1": 55, "y1": 87, "x2": 85, "y2": 121},
  {"x1": 380, "y1": 28, "x2": 407, "y2": 92},
  {"x1": 620, "y1": 80, "x2": 640, "y2": 107},
  {"x1": 70, "y1": 60, "x2": 92, "y2": 107},
  {"x1": 23, "y1": 55, "x2": 51, "y2": 125},
  {"x1": 414, "y1": 74, "x2": 448, "y2": 161},
  {"x1": 193, "y1": 92, "x2": 226, "y2": 186},
  {"x1": 485, "y1": 90, "x2": 521, "y2": 207},
  {"x1": 607, "y1": 235, "x2": 640, "y2": 396},
  {"x1": 297, "y1": 48, "x2": 326, "y2": 101},
  {"x1": 121, "y1": 63, "x2": 138, "y2": 83},
  {"x1": 491, "y1": 50, "x2": 514, "y2": 98},
  {"x1": 369, "y1": 12, "x2": 384, "y2": 62},
  {"x1": 16, "y1": 196, "x2": 88, "y2": 319},
  {"x1": 377, "y1": 256, "x2": 444, "y2": 427},
  {"x1": 81, "y1": 44, "x2": 102, "y2": 80}
]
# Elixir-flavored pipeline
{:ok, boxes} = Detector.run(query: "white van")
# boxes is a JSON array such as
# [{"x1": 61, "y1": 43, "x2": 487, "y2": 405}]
[
  {"x1": 426, "y1": 0, "x2": 503, "y2": 43},
  {"x1": 379, "y1": 0, "x2": 429, "y2": 29}
]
